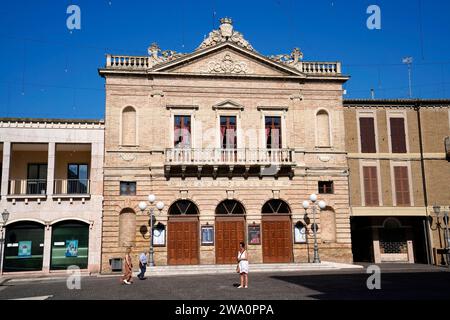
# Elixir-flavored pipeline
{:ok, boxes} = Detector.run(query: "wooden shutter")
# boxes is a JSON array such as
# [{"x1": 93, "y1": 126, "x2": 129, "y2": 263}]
[
  {"x1": 359, "y1": 117, "x2": 376, "y2": 153},
  {"x1": 394, "y1": 166, "x2": 410, "y2": 206},
  {"x1": 363, "y1": 166, "x2": 379, "y2": 206},
  {"x1": 390, "y1": 118, "x2": 407, "y2": 153}
]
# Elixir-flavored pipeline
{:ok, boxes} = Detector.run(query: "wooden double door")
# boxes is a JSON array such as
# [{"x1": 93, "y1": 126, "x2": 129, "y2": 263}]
[
  {"x1": 167, "y1": 217, "x2": 199, "y2": 265},
  {"x1": 215, "y1": 217, "x2": 245, "y2": 264},
  {"x1": 262, "y1": 215, "x2": 293, "y2": 263}
]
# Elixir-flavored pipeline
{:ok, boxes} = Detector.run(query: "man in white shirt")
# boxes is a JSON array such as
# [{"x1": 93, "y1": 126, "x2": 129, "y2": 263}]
[{"x1": 138, "y1": 252, "x2": 148, "y2": 280}]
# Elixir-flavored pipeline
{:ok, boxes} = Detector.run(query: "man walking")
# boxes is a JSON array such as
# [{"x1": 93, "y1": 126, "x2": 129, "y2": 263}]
[{"x1": 138, "y1": 251, "x2": 148, "y2": 280}]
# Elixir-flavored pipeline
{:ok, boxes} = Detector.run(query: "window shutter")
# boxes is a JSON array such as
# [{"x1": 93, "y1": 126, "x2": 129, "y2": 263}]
[
  {"x1": 359, "y1": 118, "x2": 376, "y2": 153},
  {"x1": 363, "y1": 166, "x2": 379, "y2": 206},
  {"x1": 394, "y1": 166, "x2": 410, "y2": 206},
  {"x1": 390, "y1": 118, "x2": 407, "y2": 153}
]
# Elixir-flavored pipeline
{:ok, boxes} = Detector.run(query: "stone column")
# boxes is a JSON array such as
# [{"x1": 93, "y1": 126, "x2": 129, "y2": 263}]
[
  {"x1": 406, "y1": 228, "x2": 415, "y2": 263},
  {"x1": 1, "y1": 141, "x2": 11, "y2": 197},
  {"x1": 372, "y1": 227, "x2": 381, "y2": 263},
  {"x1": 42, "y1": 224, "x2": 52, "y2": 273},
  {"x1": 46, "y1": 142, "x2": 56, "y2": 196}
]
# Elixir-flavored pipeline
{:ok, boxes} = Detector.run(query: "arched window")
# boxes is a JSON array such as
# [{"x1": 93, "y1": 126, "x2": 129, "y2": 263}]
[
  {"x1": 122, "y1": 106, "x2": 137, "y2": 146},
  {"x1": 261, "y1": 199, "x2": 291, "y2": 214},
  {"x1": 119, "y1": 208, "x2": 136, "y2": 247},
  {"x1": 168, "y1": 200, "x2": 199, "y2": 215},
  {"x1": 51, "y1": 220, "x2": 89, "y2": 270},
  {"x1": 215, "y1": 200, "x2": 246, "y2": 215},
  {"x1": 316, "y1": 110, "x2": 330, "y2": 147},
  {"x1": 383, "y1": 217, "x2": 402, "y2": 229}
]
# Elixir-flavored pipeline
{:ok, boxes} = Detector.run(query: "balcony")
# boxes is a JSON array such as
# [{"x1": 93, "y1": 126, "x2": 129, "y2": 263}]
[
  {"x1": 165, "y1": 148, "x2": 295, "y2": 178},
  {"x1": 8, "y1": 179, "x2": 47, "y2": 199},
  {"x1": 54, "y1": 179, "x2": 90, "y2": 195}
]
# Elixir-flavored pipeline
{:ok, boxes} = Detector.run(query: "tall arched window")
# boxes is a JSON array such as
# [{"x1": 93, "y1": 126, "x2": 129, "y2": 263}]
[
  {"x1": 122, "y1": 106, "x2": 137, "y2": 146},
  {"x1": 168, "y1": 200, "x2": 199, "y2": 215},
  {"x1": 262, "y1": 199, "x2": 291, "y2": 214},
  {"x1": 316, "y1": 110, "x2": 330, "y2": 147},
  {"x1": 119, "y1": 208, "x2": 136, "y2": 247},
  {"x1": 215, "y1": 200, "x2": 246, "y2": 215}
]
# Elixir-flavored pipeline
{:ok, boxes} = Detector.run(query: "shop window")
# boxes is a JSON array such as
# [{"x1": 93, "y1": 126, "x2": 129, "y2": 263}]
[
  {"x1": 50, "y1": 221, "x2": 89, "y2": 270},
  {"x1": 3, "y1": 222, "x2": 44, "y2": 272}
]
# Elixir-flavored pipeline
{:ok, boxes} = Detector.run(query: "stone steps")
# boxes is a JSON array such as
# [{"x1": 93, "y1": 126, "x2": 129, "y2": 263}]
[{"x1": 139, "y1": 261, "x2": 363, "y2": 277}]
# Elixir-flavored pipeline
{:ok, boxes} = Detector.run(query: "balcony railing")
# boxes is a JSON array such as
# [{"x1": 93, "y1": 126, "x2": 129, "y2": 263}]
[
  {"x1": 8, "y1": 179, "x2": 47, "y2": 195},
  {"x1": 300, "y1": 61, "x2": 341, "y2": 75},
  {"x1": 104, "y1": 55, "x2": 342, "y2": 75},
  {"x1": 54, "y1": 179, "x2": 90, "y2": 195},
  {"x1": 106, "y1": 55, "x2": 149, "y2": 69},
  {"x1": 165, "y1": 148, "x2": 294, "y2": 165}
]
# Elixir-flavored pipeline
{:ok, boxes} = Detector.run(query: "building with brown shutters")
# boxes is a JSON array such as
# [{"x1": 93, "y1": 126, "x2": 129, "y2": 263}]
[
  {"x1": 343, "y1": 99, "x2": 450, "y2": 264},
  {"x1": 98, "y1": 18, "x2": 353, "y2": 271}
]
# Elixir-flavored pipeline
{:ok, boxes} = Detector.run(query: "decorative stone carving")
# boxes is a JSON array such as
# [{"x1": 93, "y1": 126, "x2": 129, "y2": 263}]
[
  {"x1": 120, "y1": 153, "x2": 136, "y2": 162},
  {"x1": 205, "y1": 54, "x2": 249, "y2": 74},
  {"x1": 318, "y1": 155, "x2": 331, "y2": 162},
  {"x1": 147, "y1": 43, "x2": 186, "y2": 68},
  {"x1": 270, "y1": 47, "x2": 303, "y2": 70},
  {"x1": 289, "y1": 93, "x2": 303, "y2": 101},
  {"x1": 197, "y1": 18, "x2": 255, "y2": 52}
]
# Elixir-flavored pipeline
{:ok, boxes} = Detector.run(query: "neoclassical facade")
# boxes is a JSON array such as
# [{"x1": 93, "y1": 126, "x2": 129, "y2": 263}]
[{"x1": 99, "y1": 18, "x2": 352, "y2": 271}]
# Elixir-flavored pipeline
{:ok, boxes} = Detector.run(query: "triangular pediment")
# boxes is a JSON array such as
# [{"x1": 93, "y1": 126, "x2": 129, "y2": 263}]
[{"x1": 151, "y1": 43, "x2": 305, "y2": 77}]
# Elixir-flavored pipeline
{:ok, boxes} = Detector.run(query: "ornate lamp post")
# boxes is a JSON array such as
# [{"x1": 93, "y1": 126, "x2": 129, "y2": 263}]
[
  {"x1": 432, "y1": 204, "x2": 450, "y2": 268},
  {"x1": 139, "y1": 195, "x2": 164, "y2": 267},
  {"x1": 1, "y1": 209, "x2": 10, "y2": 273},
  {"x1": 302, "y1": 194, "x2": 326, "y2": 264}
]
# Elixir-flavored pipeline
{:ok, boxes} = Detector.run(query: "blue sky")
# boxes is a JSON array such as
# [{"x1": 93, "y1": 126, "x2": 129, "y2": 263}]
[{"x1": 0, "y1": 0, "x2": 449, "y2": 119}]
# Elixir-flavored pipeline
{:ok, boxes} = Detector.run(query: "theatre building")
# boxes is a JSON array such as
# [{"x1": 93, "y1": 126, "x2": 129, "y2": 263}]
[
  {"x1": 99, "y1": 18, "x2": 353, "y2": 271},
  {"x1": 0, "y1": 118, "x2": 104, "y2": 273},
  {"x1": 344, "y1": 100, "x2": 450, "y2": 264}
]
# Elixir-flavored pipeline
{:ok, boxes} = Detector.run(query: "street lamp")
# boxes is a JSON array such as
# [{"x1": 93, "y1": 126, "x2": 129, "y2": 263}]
[
  {"x1": 139, "y1": 195, "x2": 164, "y2": 267},
  {"x1": 1, "y1": 209, "x2": 10, "y2": 273},
  {"x1": 302, "y1": 194, "x2": 326, "y2": 263},
  {"x1": 432, "y1": 204, "x2": 450, "y2": 268}
]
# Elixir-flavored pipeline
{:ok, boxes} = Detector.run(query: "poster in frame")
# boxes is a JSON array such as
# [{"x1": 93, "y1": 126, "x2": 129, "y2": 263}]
[
  {"x1": 201, "y1": 225, "x2": 214, "y2": 246},
  {"x1": 248, "y1": 224, "x2": 261, "y2": 245},
  {"x1": 294, "y1": 222, "x2": 307, "y2": 244},
  {"x1": 152, "y1": 224, "x2": 166, "y2": 247}
]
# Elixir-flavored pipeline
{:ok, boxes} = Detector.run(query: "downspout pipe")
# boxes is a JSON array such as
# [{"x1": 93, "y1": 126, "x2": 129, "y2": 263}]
[{"x1": 415, "y1": 100, "x2": 433, "y2": 264}]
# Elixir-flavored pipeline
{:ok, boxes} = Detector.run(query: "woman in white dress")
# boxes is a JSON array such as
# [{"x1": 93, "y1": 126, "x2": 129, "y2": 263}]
[{"x1": 237, "y1": 242, "x2": 249, "y2": 288}]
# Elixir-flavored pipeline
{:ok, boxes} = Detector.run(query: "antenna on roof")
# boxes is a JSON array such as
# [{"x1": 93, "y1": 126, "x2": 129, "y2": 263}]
[{"x1": 371, "y1": 88, "x2": 375, "y2": 100}]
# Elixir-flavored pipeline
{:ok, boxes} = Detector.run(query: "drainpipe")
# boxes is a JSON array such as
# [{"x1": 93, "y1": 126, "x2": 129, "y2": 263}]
[{"x1": 414, "y1": 100, "x2": 433, "y2": 264}]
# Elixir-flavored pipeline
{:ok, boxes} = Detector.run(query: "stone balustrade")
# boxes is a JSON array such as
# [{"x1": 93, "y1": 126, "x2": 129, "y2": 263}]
[
  {"x1": 106, "y1": 54, "x2": 149, "y2": 69},
  {"x1": 300, "y1": 61, "x2": 341, "y2": 75},
  {"x1": 165, "y1": 148, "x2": 294, "y2": 165}
]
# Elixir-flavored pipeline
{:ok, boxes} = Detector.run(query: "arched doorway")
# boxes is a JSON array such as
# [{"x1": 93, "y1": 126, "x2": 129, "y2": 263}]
[
  {"x1": 261, "y1": 199, "x2": 293, "y2": 263},
  {"x1": 167, "y1": 200, "x2": 199, "y2": 265},
  {"x1": 215, "y1": 200, "x2": 246, "y2": 264},
  {"x1": 3, "y1": 221, "x2": 45, "y2": 272},
  {"x1": 50, "y1": 220, "x2": 89, "y2": 270},
  {"x1": 379, "y1": 217, "x2": 409, "y2": 262}
]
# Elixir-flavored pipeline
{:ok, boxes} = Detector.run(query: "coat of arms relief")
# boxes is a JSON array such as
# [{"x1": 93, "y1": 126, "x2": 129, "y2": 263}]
[{"x1": 204, "y1": 53, "x2": 249, "y2": 74}]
